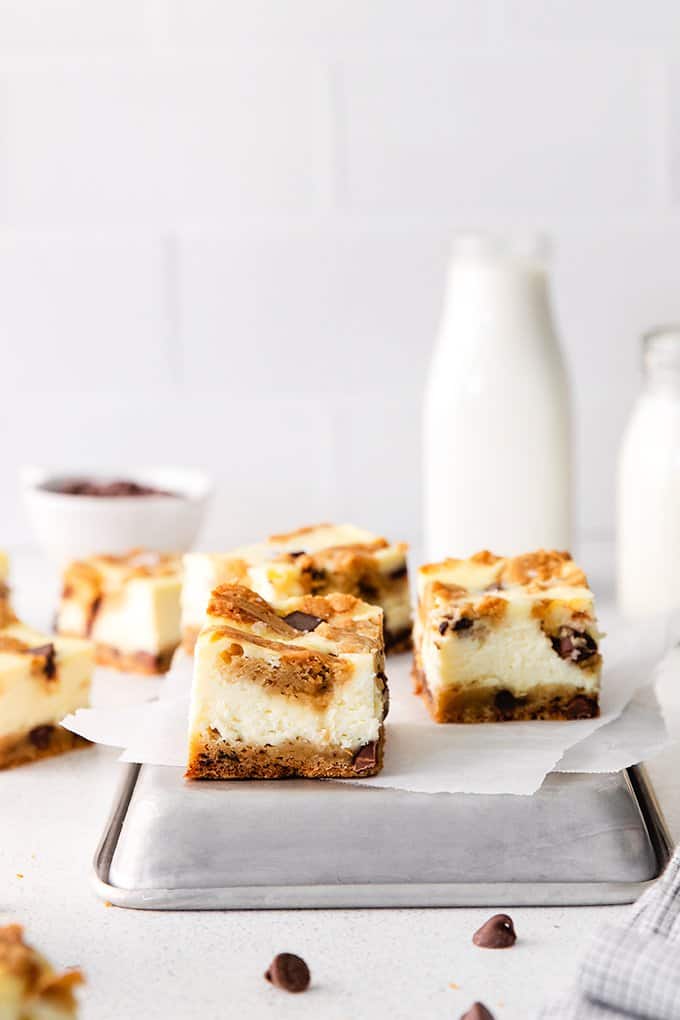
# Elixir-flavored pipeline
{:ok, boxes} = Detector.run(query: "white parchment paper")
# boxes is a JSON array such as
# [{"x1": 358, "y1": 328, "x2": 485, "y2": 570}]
[{"x1": 62, "y1": 615, "x2": 674, "y2": 796}]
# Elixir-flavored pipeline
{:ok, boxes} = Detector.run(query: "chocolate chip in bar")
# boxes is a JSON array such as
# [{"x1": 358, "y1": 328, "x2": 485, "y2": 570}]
[
  {"x1": 353, "y1": 741, "x2": 378, "y2": 772},
  {"x1": 551, "y1": 627, "x2": 598, "y2": 664},
  {"x1": 460, "y1": 1003, "x2": 495, "y2": 1020},
  {"x1": 388, "y1": 564, "x2": 408, "y2": 580},
  {"x1": 453, "y1": 616, "x2": 474, "y2": 632},
  {"x1": 494, "y1": 689, "x2": 516, "y2": 720},
  {"x1": 28, "y1": 724, "x2": 54, "y2": 750},
  {"x1": 566, "y1": 695, "x2": 597, "y2": 720},
  {"x1": 282, "y1": 611, "x2": 323, "y2": 632},
  {"x1": 472, "y1": 913, "x2": 517, "y2": 949},
  {"x1": 264, "y1": 953, "x2": 310, "y2": 993},
  {"x1": 438, "y1": 620, "x2": 449, "y2": 635},
  {"x1": 29, "y1": 643, "x2": 56, "y2": 680}
]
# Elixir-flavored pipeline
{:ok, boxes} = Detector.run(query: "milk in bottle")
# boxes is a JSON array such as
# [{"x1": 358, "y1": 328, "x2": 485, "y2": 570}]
[{"x1": 423, "y1": 234, "x2": 571, "y2": 560}]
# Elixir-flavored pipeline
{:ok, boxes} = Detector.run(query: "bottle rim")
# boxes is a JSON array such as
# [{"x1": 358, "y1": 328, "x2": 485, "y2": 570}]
[{"x1": 450, "y1": 230, "x2": 552, "y2": 266}]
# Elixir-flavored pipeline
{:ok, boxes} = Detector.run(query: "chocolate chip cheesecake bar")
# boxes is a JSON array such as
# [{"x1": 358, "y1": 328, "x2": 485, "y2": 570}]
[
  {"x1": 186, "y1": 584, "x2": 388, "y2": 779},
  {"x1": 181, "y1": 523, "x2": 411, "y2": 655},
  {"x1": 0, "y1": 924, "x2": 83, "y2": 1017},
  {"x1": 0, "y1": 622, "x2": 93, "y2": 769},
  {"x1": 56, "y1": 549, "x2": 182, "y2": 674},
  {"x1": 413, "y1": 550, "x2": 602, "y2": 723}
]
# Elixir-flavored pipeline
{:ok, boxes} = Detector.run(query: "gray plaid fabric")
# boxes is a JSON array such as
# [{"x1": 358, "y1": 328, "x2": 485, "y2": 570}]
[{"x1": 536, "y1": 851, "x2": 680, "y2": 1019}]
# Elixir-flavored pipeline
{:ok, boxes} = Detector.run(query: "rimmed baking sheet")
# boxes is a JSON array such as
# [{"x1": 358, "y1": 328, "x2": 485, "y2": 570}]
[{"x1": 92, "y1": 763, "x2": 672, "y2": 910}]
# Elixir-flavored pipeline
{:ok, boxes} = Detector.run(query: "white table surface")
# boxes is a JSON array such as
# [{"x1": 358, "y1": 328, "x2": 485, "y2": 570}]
[{"x1": 2, "y1": 549, "x2": 679, "y2": 1020}]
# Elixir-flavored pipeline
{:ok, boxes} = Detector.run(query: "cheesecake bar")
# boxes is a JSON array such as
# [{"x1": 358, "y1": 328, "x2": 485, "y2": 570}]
[
  {"x1": 0, "y1": 924, "x2": 83, "y2": 1018},
  {"x1": 56, "y1": 549, "x2": 182, "y2": 674},
  {"x1": 0, "y1": 622, "x2": 93, "y2": 770},
  {"x1": 0, "y1": 550, "x2": 15, "y2": 628},
  {"x1": 186, "y1": 584, "x2": 389, "y2": 779},
  {"x1": 181, "y1": 523, "x2": 411, "y2": 655},
  {"x1": 413, "y1": 550, "x2": 602, "y2": 723}
]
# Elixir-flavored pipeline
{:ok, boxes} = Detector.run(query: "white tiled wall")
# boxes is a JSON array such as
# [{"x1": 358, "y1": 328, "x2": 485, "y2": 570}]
[{"x1": 1, "y1": 0, "x2": 679, "y2": 556}]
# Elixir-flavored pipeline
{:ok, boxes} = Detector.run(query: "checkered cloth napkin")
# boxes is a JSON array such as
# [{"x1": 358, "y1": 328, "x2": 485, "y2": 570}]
[{"x1": 536, "y1": 849, "x2": 680, "y2": 1020}]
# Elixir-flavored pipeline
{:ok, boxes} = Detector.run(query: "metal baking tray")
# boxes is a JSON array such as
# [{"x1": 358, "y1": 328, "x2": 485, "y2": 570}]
[{"x1": 92, "y1": 763, "x2": 672, "y2": 909}]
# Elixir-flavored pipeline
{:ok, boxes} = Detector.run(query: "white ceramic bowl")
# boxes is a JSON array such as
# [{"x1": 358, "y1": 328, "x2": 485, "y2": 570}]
[{"x1": 21, "y1": 466, "x2": 213, "y2": 565}]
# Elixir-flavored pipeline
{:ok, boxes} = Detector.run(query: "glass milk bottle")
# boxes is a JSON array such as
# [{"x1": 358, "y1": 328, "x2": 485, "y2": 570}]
[
  {"x1": 618, "y1": 326, "x2": 680, "y2": 616},
  {"x1": 423, "y1": 234, "x2": 571, "y2": 560}
]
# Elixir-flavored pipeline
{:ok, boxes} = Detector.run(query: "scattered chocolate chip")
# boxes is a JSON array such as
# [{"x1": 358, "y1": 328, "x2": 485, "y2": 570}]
[
  {"x1": 472, "y1": 913, "x2": 517, "y2": 949},
  {"x1": 550, "y1": 627, "x2": 598, "y2": 664},
  {"x1": 29, "y1": 643, "x2": 56, "y2": 680},
  {"x1": 453, "y1": 617, "x2": 474, "y2": 632},
  {"x1": 28, "y1": 725, "x2": 54, "y2": 750},
  {"x1": 282, "y1": 611, "x2": 323, "y2": 632},
  {"x1": 265, "y1": 953, "x2": 310, "y2": 993},
  {"x1": 460, "y1": 1004, "x2": 495, "y2": 1020},
  {"x1": 438, "y1": 620, "x2": 449, "y2": 635},
  {"x1": 353, "y1": 741, "x2": 378, "y2": 772},
  {"x1": 566, "y1": 695, "x2": 597, "y2": 720},
  {"x1": 388, "y1": 564, "x2": 408, "y2": 580}
]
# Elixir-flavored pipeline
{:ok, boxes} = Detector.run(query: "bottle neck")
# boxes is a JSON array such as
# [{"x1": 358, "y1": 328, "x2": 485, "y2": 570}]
[{"x1": 438, "y1": 256, "x2": 557, "y2": 356}]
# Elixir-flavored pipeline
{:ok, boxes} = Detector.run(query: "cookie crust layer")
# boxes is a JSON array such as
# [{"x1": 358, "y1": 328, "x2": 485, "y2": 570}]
[
  {"x1": 93, "y1": 643, "x2": 175, "y2": 675},
  {"x1": 0, "y1": 724, "x2": 90, "y2": 771},
  {"x1": 186, "y1": 727, "x2": 385, "y2": 779},
  {"x1": 412, "y1": 663, "x2": 599, "y2": 722}
]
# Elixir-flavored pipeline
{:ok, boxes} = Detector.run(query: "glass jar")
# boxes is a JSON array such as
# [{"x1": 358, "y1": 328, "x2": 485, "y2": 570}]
[{"x1": 617, "y1": 326, "x2": 680, "y2": 615}]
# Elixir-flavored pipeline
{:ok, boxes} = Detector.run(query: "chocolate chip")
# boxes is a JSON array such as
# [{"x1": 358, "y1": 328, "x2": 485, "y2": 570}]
[
  {"x1": 29, "y1": 643, "x2": 56, "y2": 680},
  {"x1": 460, "y1": 1004, "x2": 495, "y2": 1020},
  {"x1": 264, "y1": 953, "x2": 310, "y2": 993},
  {"x1": 353, "y1": 741, "x2": 378, "y2": 772},
  {"x1": 86, "y1": 595, "x2": 102, "y2": 638},
  {"x1": 377, "y1": 672, "x2": 389, "y2": 720},
  {"x1": 472, "y1": 913, "x2": 517, "y2": 949},
  {"x1": 566, "y1": 695, "x2": 597, "y2": 720},
  {"x1": 388, "y1": 564, "x2": 407, "y2": 580},
  {"x1": 438, "y1": 620, "x2": 449, "y2": 635},
  {"x1": 494, "y1": 690, "x2": 516, "y2": 719},
  {"x1": 550, "y1": 627, "x2": 598, "y2": 663},
  {"x1": 359, "y1": 580, "x2": 379, "y2": 601},
  {"x1": 453, "y1": 617, "x2": 474, "y2": 632},
  {"x1": 28, "y1": 725, "x2": 54, "y2": 750},
  {"x1": 282, "y1": 611, "x2": 323, "y2": 632},
  {"x1": 288, "y1": 550, "x2": 306, "y2": 558}
]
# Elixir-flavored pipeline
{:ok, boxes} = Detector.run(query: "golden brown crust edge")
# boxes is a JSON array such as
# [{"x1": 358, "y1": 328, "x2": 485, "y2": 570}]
[
  {"x1": 185, "y1": 726, "x2": 385, "y2": 780},
  {"x1": 411, "y1": 663, "x2": 599, "y2": 723},
  {"x1": 94, "y1": 643, "x2": 176, "y2": 675},
  {"x1": 0, "y1": 725, "x2": 91, "y2": 771}
]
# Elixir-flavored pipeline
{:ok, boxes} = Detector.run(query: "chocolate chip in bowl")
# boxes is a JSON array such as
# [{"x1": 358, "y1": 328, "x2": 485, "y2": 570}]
[
  {"x1": 42, "y1": 478, "x2": 177, "y2": 498},
  {"x1": 264, "y1": 953, "x2": 311, "y2": 993},
  {"x1": 21, "y1": 466, "x2": 213, "y2": 564}
]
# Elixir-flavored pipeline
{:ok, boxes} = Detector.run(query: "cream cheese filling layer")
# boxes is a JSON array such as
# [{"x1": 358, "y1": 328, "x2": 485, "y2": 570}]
[
  {"x1": 0, "y1": 625, "x2": 92, "y2": 738},
  {"x1": 189, "y1": 644, "x2": 382, "y2": 752},
  {"x1": 422, "y1": 611, "x2": 599, "y2": 698},
  {"x1": 61, "y1": 578, "x2": 181, "y2": 655}
]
